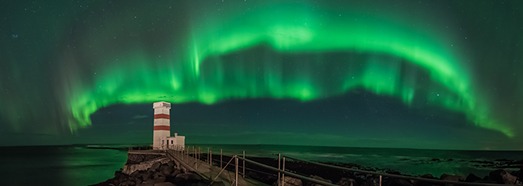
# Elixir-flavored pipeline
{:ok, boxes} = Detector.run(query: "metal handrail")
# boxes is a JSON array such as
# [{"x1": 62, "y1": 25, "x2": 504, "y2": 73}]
[
  {"x1": 165, "y1": 150, "x2": 210, "y2": 180},
  {"x1": 239, "y1": 156, "x2": 338, "y2": 186},
  {"x1": 284, "y1": 155, "x2": 508, "y2": 186},
  {"x1": 210, "y1": 155, "x2": 236, "y2": 185},
  {"x1": 173, "y1": 147, "x2": 513, "y2": 186}
]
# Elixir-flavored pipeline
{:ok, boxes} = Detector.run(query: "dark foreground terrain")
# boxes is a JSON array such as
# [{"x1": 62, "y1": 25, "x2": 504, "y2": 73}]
[{"x1": 98, "y1": 152, "x2": 523, "y2": 186}]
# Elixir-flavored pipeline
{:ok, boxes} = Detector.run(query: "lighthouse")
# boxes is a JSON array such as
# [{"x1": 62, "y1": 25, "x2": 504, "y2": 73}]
[
  {"x1": 152, "y1": 101, "x2": 185, "y2": 150},
  {"x1": 153, "y1": 102, "x2": 171, "y2": 149}
]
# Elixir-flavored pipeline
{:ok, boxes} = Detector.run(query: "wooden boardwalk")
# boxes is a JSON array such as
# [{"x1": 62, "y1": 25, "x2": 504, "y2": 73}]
[{"x1": 166, "y1": 150, "x2": 268, "y2": 186}]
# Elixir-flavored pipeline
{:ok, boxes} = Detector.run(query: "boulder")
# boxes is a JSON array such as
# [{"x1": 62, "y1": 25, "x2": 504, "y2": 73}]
[
  {"x1": 420, "y1": 174, "x2": 435, "y2": 179},
  {"x1": 160, "y1": 164, "x2": 174, "y2": 176},
  {"x1": 516, "y1": 167, "x2": 523, "y2": 181},
  {"x1": 391, "y1": 178, "x2": 413, "y2": 186},
  {"x1": 151, "y1": 162, "x2": 161, "y2": 171},
  {"x1": 209, "y1": 181, "x2": 227, "y2": 186},
  {"x1": 337, "y1": 177, "x2": 357, "y2": 186},
  {"x1": 307, "y1": 175, "x2": 332, "y2": 186},
  {"x1": 167, "y1": 160, "x2": 175, "y2": 168},
  {"x1": 277, "y1": 176, "x2": 303, "y2": 186},
  {"x1": 130, "y1": 177, "x2": 141, "y2": 185},
  {"x1": 120, "y1": 180, "x2": 136, "y2": 186},
  {"x1": 489, "y1": 169, "x2": 520, "y2": 184},
  {"x1": 140, "y1": 180, "x2": 156, "y2": 186},
  {"x1": 414, "y1": 174, "x2": 440, "y2": 186},
  {"x1": 153, "y1": 172, "x2": 166, "y2": 181},
  {"x1": 174, "y1": 172, "x2": 203, "y2": 184},
  {"x1": 440, "y1": 174, "x2": 462, "y2": 182},
  {"x1": 465, "y1": 173, "x2": 481, "y2": 182},
  {"x1": 139, "y1": 171, "x2": 152, "y2": 181},
  {"x1": 153, "y1": 182, "x2": 175, "y2": 186},
  {"x1": 170, "y1": 169, "x2": 181, "y2": 177}
]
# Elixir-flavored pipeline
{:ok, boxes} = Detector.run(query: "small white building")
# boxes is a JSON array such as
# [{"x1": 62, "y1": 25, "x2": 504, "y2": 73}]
[
  {"x1": 164, "y1": 133, "x2": 185, "y2": 151},
  {"x1": 152, "y1": 101, "x2": 185, "y2": 150}
]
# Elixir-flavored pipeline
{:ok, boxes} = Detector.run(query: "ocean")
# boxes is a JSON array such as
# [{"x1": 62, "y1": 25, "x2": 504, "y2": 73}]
[
  {"x1": 194, "y1": 145, "x2": 522, "y2": 178},
  {"x1": 0, "y1": 145, "x2": 128, "y2": 185},
  {"x1": 0, "y1": 145, "x2": 521, "y2": 185}
]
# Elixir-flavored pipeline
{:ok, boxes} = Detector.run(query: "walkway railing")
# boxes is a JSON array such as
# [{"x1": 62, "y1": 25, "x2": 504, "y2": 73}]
[{"x1": 167, "y1": 146, "x2": 510, "y2": 186}]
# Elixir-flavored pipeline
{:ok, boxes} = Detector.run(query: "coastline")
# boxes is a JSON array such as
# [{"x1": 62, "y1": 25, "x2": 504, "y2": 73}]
[
  {"x1": 95, "y1": 151, "x2": 219, "y2": 186},
  {"x1": 96, "y1": 150, "x2": 523, "y2": 185}
]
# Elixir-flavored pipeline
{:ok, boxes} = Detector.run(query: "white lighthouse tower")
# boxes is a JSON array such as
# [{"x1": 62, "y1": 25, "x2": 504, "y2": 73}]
[
  {"x1": 152, "y1": 101, "x2": 185, "y2": 150},
  {"x1": 153, "y1": 102, "x2": 171, "y2": 149}
]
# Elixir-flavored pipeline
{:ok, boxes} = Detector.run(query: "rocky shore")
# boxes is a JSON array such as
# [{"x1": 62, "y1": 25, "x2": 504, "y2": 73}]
[
  {"x1": 97, "y1": 152, "x2": 522, "y2": 186},
  {"x1": 213, "y1": 155, "x2": 523, "y2": 185},
  {"x1": 95, "y1": 153, "x2": 224, "y2": 186}
]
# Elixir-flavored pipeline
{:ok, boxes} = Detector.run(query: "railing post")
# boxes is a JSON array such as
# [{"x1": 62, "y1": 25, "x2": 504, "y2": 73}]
[
  {"x1": 277, "y1": 153, "x2": 281, "y2": 186},
  {"x1": 282, "y1": 157, "x2": 286, "y2": 186},
  {"x1": 207, "y1": 147, "x2": 210, "y2": 164},
  {"x1": 195, "y1": 146, "x2": 198, "y2": 169},
  {"x1": 220, "y1": 149, "x2": 223, "y2": 168},
  {"x1": 210, "y1": 150, "x2": 212, "y2": 166},
  {"x1": 235, "y1": 155, "x2": 239, "y2": 186},
  {"x1": 242, "y1": 150, "x2": 245, "y2": 178},
  {"x1": 379, "y1": 175, "x2": 382, "y2": 186}
]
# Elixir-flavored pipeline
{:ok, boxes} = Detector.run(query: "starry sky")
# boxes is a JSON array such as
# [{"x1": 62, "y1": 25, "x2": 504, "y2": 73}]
[{"x1": 1, "y1": 0, "x2": 522, "y2": 149}]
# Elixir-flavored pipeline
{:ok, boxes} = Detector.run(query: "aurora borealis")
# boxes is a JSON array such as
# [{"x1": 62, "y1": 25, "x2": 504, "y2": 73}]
[{"x1": 1, "y1": 0, "x2": 523, "y2": 149}]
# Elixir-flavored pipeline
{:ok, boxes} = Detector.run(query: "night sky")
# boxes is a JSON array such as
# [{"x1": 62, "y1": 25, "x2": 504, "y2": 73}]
[{"x1": 1, "y1": 0, "x2": 522, "y2": 149}]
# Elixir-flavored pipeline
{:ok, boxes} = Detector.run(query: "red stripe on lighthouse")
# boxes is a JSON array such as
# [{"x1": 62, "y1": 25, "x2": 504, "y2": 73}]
[
  {"x1": 154, "y1": 114, "x2": 170, "y2": 119},
  {"x1": 154, "y1": 126, "x2": 170, "y2": 131}
]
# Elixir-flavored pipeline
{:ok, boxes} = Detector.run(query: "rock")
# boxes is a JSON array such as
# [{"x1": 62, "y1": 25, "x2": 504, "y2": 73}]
[
  {"x1": 307, "y1": 175, "x2": 332, "y2": 186},
  {"x1": 420, "y1": 174, "x2": 435, "y2": 179},
  {"x1": 465, "y1": 173, "x2": 481, "y2": 182},
  {"x1": 140, "y1": 180, "x2": 156, "y2": 186},
  {"x1": 151, "y1": 162, "x2": 161, "y2": 171},
  {"x1": 414, "y1": 174, "x2": 439, "y2": 186},
  {"x1": 489, "y1": 169, "x2": 520, "y2": 184},
  {"x1": 440, "y1": 174, "x2": 462, "y2": 182},
  {"x1": 336, "y1": 177, "x2": 357, "y2": 186},
  {"x1": 391, "y1": 178, "x2": 413, "y2": 186},
  {"x1": 120, "y1": 180, "x2": 136, "y2": 186},
  {"x1": 131, "y1": 177, "x2": 142, "y2": 185},
  {"x1": 154, "y1": 177, "x2": 166, "y2": 183},
  {"x1": 362, "y1": 176, "x2": 379, "y2": 186},
  {"x1": 160, "y1": 164, "x2": 174, "y2": 176},
  {"x1": 209, "y1": 181, "x2": 226, "y2": 186},
  {"x1": 140, "y1": 171, "x2": 152, "y2": 181},
  {"x1": 153, "y1": 182, "x2": 175, "y2": 186},
  {"x1": 516, "y1": 167, "x2": 523, "y2": 181},
  {"x1": 277, "y1": 176, "x2": 303, "y2": 186},
  {"x1": 170, "y1": 169, "x2": 181, "y2": 177},
  {"x1": 127, "y1": 154, "x2": 145, "y2": 164},
  {"x1": 174, "y1": 172, "x2": 203, "y2": 184},
  {"x1": 167, "y1": 160, "x2": 175, "y2": 168},
  {"x1": 153, "y1": 172, "x2": 166, "y2": 180}
]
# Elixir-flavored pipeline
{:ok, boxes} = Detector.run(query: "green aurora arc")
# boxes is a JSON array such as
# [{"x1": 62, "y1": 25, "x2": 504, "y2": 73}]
[{"x1": 62, "y1": 2, "x2": 512, "y2": 137}]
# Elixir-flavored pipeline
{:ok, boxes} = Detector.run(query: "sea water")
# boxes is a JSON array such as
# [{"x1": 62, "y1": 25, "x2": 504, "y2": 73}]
[
  {"x1": 0, "y1": 145, "x2": 521, "y2": 185},
  {"x1": 0, "y1": 145, "x2": 128, "y2": 185},
  {"x1": 198, "y1": 144, "x2": 522, "y2": 178}
]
